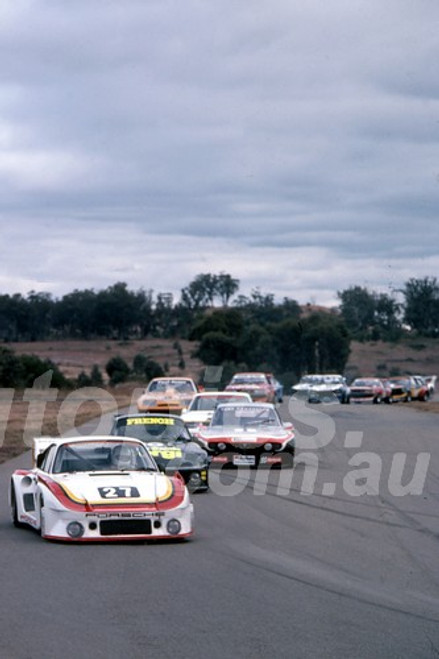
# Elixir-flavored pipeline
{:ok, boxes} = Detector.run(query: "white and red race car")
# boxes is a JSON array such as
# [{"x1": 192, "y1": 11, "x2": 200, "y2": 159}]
[
  {"x1": 195, "y1": 402, "x2": 295, "y2": 467},
  {"x1": 9, "y1": 435, "x2": 194, "y2": 542}
]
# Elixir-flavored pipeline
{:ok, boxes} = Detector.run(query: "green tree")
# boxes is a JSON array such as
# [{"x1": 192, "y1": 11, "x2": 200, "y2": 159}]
[
  {"x1": 90, "y1": 364, "x2": 104, "y2": 386},
  {"x1": 189, "y1": 309, "x2": 244, "y2": 341},
  {"x1": 195, "y1": 331, "x2": 239, "y2": 364},
  {"x1": 19, "y1": 355, "x2": 71, "y2": 388},
  {"x1": 216, "y1": 272, "x2": 239, "y2": 306},
  {"x1": 373, "y1": 293, "x2": 402, "y2": 340},
  {"x1": 402, "y1": 277, "x2": 439, "y2": 336},
  {"x1": 53, "y1": 289, "x2": 98, "y2": 338},
  {"x1": 238, "y1": 324, "x2": 277, "y2": 371},
  {"x1": 271, "y1": 319, "x2": 304, "y2": 376},
  {"x1": 301, "y1": 313, "x2": 350, "y2": 373},
  {"x1": 105, "y1": 356, "x2": 131, "y2": 385},
  {"x1": 337, "y1": 286, "x2": 376, "y2": 338},
  {"x1": 0, "y1": 347, "x2": 23, "y2": 386}
]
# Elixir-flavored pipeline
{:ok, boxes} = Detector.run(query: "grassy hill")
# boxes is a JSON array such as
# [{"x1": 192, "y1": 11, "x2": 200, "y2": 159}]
[
  {"x1": 345, "y1": 338, "x2": 439, "y2": 381},
  {"x1": 6, "y1": 336, "x2": 439, "y2": 384}
]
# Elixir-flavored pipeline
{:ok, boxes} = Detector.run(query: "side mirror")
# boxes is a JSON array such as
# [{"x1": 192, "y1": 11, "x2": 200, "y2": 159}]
[{"x1": 283, "y1": 421, "x2": 294, "y2": 430}]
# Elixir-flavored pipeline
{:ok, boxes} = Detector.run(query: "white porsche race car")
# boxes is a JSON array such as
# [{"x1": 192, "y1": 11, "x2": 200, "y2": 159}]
[{"x1": 9, "y1": 435, "x2": 194, "y2": 542}]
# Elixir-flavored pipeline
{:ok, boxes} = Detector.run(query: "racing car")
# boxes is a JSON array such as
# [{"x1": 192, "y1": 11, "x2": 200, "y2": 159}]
[
  {"x1": 9, "y1": 435, "x2": 194, "y2": 542},
  {"x1": 291, "y1": 374, "x2": 351, "y2": 403},
  {"x1": 195, "y1": 402, "x2": 295, "y2": 467},
  {"x1": 225, "y1": 372, "x2": 277, "y2": 403},
  {"x1": 349, "y1": 377, "x2": 391, "y2": 404},
  {"x1": 111, "y1": 413, "x2": 209, "y2": 492},
  {"x1": 181, "y1": 391, "x2": 252, "y2": 431},
  {"x1": 136, "y1": 377, "x2": 198, "y2": 414}
]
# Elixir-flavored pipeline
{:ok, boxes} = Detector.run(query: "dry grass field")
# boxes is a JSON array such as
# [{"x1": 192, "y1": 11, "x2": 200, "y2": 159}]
[
  {"x1": 1, "y1": 338, "x2": 204, "y2": 464},
  {"x1": 345, "y1": 338, "x2": 439, "y2": 382},
  {"x1": 7, "y1": 338, "x2": 204, "y2": 382},
  {"x1": 1, "y1": 337, "x2": 438, "y2": 465}
]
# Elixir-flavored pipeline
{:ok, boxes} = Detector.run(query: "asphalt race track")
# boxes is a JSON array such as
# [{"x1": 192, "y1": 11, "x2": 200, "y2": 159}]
[{"x1": 1, "y1": 400, "x2": 438, "y2": 659}]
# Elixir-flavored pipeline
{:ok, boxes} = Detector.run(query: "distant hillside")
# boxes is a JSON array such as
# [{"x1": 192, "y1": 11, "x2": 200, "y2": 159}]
[
  {"x1": 345, "y1": 338, "x2": 439, "y2": 381},
  {"x1": 7, "y1": 336, "x2": 439, "y2": 385},
  {"x1": 7, "y1": 338, "x2": 204, "y2": 383}
]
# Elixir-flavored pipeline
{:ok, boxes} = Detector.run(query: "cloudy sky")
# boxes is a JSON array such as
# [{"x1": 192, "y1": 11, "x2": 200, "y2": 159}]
[{"x1": 1, "y1": 0, "x2": 438, "y2": 307}]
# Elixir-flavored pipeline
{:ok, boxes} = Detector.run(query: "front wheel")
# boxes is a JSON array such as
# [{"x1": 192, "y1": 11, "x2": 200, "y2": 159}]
[{"x1": 373, "y1": 396, "x2": 382, "y2": 404}]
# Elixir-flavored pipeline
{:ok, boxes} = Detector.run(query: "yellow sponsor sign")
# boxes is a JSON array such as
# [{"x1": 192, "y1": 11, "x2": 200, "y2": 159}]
[
  {"x1": 126, "y1": 417, "x2": 175, "y2": 425},
  {"x1": 149, "y1": 448, "x2": 183, "y2": 460}
]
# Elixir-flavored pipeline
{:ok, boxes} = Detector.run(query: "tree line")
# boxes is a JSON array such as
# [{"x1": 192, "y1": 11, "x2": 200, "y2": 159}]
[{"x1": 0, "y1": 274, "x2": 437, "y2": 388}]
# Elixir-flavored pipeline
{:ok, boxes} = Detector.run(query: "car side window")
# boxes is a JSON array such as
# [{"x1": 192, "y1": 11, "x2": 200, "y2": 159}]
[{"x1": 38, "y1": 445, "x2": 57, "y2": 472}]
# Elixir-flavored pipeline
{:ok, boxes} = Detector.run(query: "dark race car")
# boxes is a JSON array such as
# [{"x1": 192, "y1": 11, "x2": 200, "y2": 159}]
[{"x1": 110, "y1": 413, "x2": 209, "y2": 492}]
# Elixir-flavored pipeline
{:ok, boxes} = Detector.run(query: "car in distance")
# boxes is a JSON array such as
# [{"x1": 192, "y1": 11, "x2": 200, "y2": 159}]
[
  {"x1": 423, "y1": 375, "x2": 437, "y2": 395},
  {"x1": 195, "y1": 402, "x2": 295, "y2": 467},
  {"x1": 292, "y1": 374, "x2": 350, "y2": 404},
  {"x1": 386, "y1": 377, "x2": 412, "y2": 402},
  {"x1": 136, "y1": 377, "x2": 198, "y2": 414},
  {"x1": 225, "y1": 372, "x2": 277, "y2": 403},
  {"x1": 291, "y1": 375, "x2": 323, "y2": 399},
  {"x1": 181, "y1": 391, "x2": 252, "y2": 431},
  {"x1": 411, "y1": 375, "x2": 431, "y2": 401},
  {"x1": 387, "y1": 376, "x2": 430, "y2": 402},
  {"x1": 10, "y1": 435, "x2": 194, "y2": 541},
  {"x1": 111, "y1": 413, "x2": 209, "y2": 492},
  {"x1": 349, "y1": 378, "x2": 390, "y2": 404}
]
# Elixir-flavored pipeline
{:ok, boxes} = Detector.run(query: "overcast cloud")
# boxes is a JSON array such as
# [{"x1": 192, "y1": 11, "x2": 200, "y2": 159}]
[{"x1": 0, "y1": 0, "x2": 438, "y2": 306}]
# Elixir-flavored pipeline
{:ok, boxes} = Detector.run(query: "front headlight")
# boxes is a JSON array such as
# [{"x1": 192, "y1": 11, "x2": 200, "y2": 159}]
[
  {"x1": 166, "y1": 519, "x2": 181, "y2": 535},
  {"x1": 139, "y1": 398, "x2": 155, "y2": 407},
  {"x1": 66, "y1": 521, "x2": 85, "y2": 539}
]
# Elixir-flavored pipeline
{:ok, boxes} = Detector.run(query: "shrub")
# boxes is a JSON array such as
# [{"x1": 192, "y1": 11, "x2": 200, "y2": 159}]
[
  {"x1": 105, "y1": 356, "x2": 131, "y2": 385},
  {"x1": 90, "y1": 364, "x2": 104, "y2": 386},
  {"x1": 77, "y1": 371, "x2": 92, "y2": 387},
  {"x1": 143, "y1": 359, "x2": 164, "y2": 380},
  {"x1": 0, "y1": 347, "x2": 72, "y2": 388}
]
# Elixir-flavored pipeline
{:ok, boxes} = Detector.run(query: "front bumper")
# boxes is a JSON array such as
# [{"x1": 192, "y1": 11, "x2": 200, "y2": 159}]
[
  {"x1": 41, "y1": 502, "x2": 194, "y2": 541},
  {"x1": 209, "y1": 448, "x2": 294, "y2": 468}
]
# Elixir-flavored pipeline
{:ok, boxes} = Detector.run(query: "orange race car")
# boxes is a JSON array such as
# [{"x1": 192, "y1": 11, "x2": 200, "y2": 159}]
[{"x1": 137, "y1": 377, "x2": 199, "y2": 414}]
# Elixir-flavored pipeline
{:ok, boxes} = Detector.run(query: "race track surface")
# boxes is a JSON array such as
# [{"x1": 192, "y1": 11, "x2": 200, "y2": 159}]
[{"x1": 1, "y1": 400, "x2": 438, "y2": 658}]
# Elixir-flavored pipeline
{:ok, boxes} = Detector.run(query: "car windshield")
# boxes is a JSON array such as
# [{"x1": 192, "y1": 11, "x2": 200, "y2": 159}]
[
  {"x1": 113, "y1": 416, "x2": 192, "y2": 444},
  {"x1": 147, "y1": 379, "x2": 195, "y2": 393},
  {"x1": 353, "y1": 379, "x2": 376, "y2": 386},
  {"x1": 322, "y1": 376, "x2": 343, "y2": 384},
  {"x1": 211, "y1": 405, "x2": 280, "y2": 428},
  {"x1": 52, "y1": 440, "x2": 157, "y2": 473},
  {"x1": 189, "y1": 395, "x2": 248, "y2": 411},
  {"x1": 230, "y1": 375, "x2": 266, "y2": 385},
  {"x1": 300, "y1": 376, "x2": 323, "y2": 384}
]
